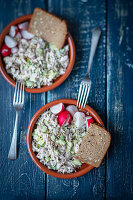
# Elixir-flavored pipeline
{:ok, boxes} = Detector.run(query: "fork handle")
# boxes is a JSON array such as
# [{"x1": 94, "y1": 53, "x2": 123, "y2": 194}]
[
  {"x1": 87, "y1": 27, "x2": 101, "y2": 75},
  {"x1": 8, "y1": 111, "x2": 19, "y2": 160}
]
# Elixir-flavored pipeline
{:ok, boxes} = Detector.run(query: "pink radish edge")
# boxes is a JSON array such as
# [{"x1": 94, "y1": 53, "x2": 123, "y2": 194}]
[{"x1": 50, "y1": 103, "x2": 65, "y2": 114}]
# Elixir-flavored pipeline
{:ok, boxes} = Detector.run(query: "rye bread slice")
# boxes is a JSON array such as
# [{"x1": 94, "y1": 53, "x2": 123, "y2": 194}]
[
  {"x1": 28, "y1": 8, "x2": 67, "y2": 49},
  {"x1": 75, "y1": 123, "x2": 111, "y2": 168}
]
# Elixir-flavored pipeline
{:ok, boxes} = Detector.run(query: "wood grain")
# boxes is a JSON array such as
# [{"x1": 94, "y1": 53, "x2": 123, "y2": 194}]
[
  {"x1": 106, "y1": 0, "x2": 133, "y2": 199},
  {"x1": 0, "y1": 0, "x2": 46, "y2": 200},
  {"x1": 46, "y1": 0, "x2": 106, "y2": 199}
]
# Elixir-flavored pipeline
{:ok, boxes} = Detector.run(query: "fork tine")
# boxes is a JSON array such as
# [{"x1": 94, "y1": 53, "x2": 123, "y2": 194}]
[
  {"x1": 80, "y1": 84, "x2": 88, "y2": 109},
  {"x1": 78, "y1": 83, "x2": 85, "y2": 109},
  {"x1": 22, "y1": 82, "x2": 25, "y2": 104},
  {"x1": 83, "y1": 84, "x2": 91, "y2": 109},
  {"x1": 19, "y1": 81, "x2": 22, "y2": 103},
  {"x1": 77, "y1": 84, "x2": 82, "y2": 107},
  {"x1": 16, "y1": 81, "x2": 20, "y2": 103},
  {"x1": 13, "y1": 82, "x2": 18, "y2": 104}
]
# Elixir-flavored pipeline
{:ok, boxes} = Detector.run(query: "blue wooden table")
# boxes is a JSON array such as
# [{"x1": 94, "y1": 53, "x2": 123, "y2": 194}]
[{"x1": 0, "y1": 0, "x2": 133, "y2": 199}]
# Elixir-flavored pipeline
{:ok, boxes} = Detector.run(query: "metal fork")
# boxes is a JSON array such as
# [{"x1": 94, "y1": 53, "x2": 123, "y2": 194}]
[
  {"x1": 77, "y1": 27, "x2": 101, "y2": 109},
  {"x1": 8, "y1": 81, "x2": 25, "y2": 160}
]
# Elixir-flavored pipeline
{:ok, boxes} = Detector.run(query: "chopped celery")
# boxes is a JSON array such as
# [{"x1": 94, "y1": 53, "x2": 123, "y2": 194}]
[
  {"x1": 49, "y1": 43, "x2": 58, "y2": 51},
  {"x1": 70, "y1": 150, "x2": 75, "y2": 155},
  {"x1": 57, "y1": 139, "x2": 66, "y2": 146},
  {"x1": 45, "y1": 157, "x2": 51, "y2": 162},
  {"x1": 66, "y1": 148, "x2": 70, "y2": 153},
  {"x1": 49, "y1": 70, "x2": 56, "y2": 79},
  {"x1": 55, "y1": 150, "x2": 59, "y2": 155},
  {"x1": 42, "y1": 71, "x2": 47, "y2": 77},
  {"x1": 43, "y1": 62, "x2": 47, "y2": 67},
  {"x1": 41, "y1": 143, "x2": 45, "y2": 147},
  {"x1": 60, "y1": 49, "x2": 65, "y2": 53},
  {"x1": 27, "y1": 59, "x2": 32, "y2": 65},
  {"x1": 38, "y1": 139, "x2": 45, "y2": 145},
  {"x1": 67, "y1": 141, "x2": 73, "y2": 148},
  {"x1": 44, "y1": 120, "x2": 49, "y2": 126},
  {"x1": 39, "y1": 125, "x2": 47, "y2": 133},
  {"x1": 74, "y1": 140, "x2": 78, "y2": 145},
  {"x1": 37, "y1": 144, "x2": 40, "y2": 149},
  {"x1": 51, "y1": 135, "x2": 55, "y2": 141},
  {"x1": 37, "y1": 48, "x2": 43, "y2": 56},
  {"x1": 72, "y1": 159, "x2": 82, "y2": 166},
  {"x1": 33, "y1": 134, "x2": 39, "y2": 141},
  {"x1": 57, "y1": 135, "x2": 66, "y2": 145},
  {"x1": 44, "y1": 43, "x2": 49, "y2": 48},
  {"x1": 59, "y1": 135, "x2": 64, "y2": 140},
  {"x1": 25, "y1": 80, "x2": 34, "y2": 87},
  {"x1": 51, "y1": 164, "x2": 57, "y2": 170}
]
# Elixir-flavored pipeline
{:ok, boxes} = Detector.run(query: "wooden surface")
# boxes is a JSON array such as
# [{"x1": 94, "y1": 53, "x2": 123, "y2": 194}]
[{"x1": 0, "y1": 0, "x2": 133, "y2": 199}]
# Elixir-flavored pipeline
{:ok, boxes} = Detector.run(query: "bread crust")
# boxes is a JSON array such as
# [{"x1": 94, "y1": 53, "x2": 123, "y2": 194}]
[
  {"x1": 75, "y1": 124, "x2": 111, "y2": 168},
  {"x1": 28, "y1": 8, "x2": 68, "y2": 49}
]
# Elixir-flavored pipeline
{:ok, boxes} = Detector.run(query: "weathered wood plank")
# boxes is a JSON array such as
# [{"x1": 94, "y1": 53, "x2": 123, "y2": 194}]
[
  {"x1": 106, "y1": 0, "x2": 133, "y2": 199},
  {"x1": 0, "y1": 0, "x2": 46, "y2": 199},
  {"x1": 47, "y1": 0, "x2": 106, "y2": 199}
]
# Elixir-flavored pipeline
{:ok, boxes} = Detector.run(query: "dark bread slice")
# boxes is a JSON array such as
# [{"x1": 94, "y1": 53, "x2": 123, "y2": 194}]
[
  {"x1": 28, "y1": 8, "x2": 67, "y2": 49},
  {"x1": 75, "y1": 123, "x2": 111, "y2": 168}
]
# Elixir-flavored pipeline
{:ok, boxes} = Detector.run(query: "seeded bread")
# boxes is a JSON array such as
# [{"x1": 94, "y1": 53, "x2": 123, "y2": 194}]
[
  {"x1": 28, "y1": 8, "x2": 67, "y2": 49},
  {"x1": 75, "y1": 123, "x2": 111, "y2": 168}
]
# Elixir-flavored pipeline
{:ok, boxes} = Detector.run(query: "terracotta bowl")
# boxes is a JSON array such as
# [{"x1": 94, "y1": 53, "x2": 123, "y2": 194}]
[
  {"x1": 0, "y1": 15, "x2": 75, "y2": 93},
  {"x1": 27, "y1": 99, "x2": 104, "y2": 179}
]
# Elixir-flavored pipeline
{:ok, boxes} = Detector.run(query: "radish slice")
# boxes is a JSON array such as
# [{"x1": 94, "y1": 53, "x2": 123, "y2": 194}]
[
  {"x1": 73, "y1": 112, "x2": 86, "y2": 128},
  {"x1": 66, "y1": 105, "x2": 78, "y2": 117},
  {"x1": 50, "y1": 103, "x2": 65, "y2": 114},
  {"x1": 21, "y1": 30, "x2": 34, "y2": 40},
  {"x1": 15, "y1": 32, "x2": 22, "y2": 39},
  {"x1": 64, "y1": 114, "x2": 72, "y2": 126},
  {"x1": 9, "y1": 26, "x2": 18, "y2": 37},
  {"x1": 5, "y1": 35, "x2": 17, "y2": 48},
  {"x1": 58, "y1": 111, "x2": 71, "y2": 126},
  {"x1": 1, "y1": 44, "x2": 11, "y2": 57},
  {"x1": 11, "y1": 47, "x2": 18, "y2": 54},
  {"x1": 18, "y1": 22, "x2": 29, "y2": 30},
  {"x1": 86, "y1": 116, "x2": 94, "y2": 130}
]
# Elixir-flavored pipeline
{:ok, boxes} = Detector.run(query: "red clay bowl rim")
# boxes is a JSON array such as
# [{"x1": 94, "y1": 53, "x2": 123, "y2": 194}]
[
  {"x1": 0, "y1": 14, "x2": 75, "y2": 93},
  {"x1": 26, "y1": 99, "x2": 104, "y2": 179}
]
